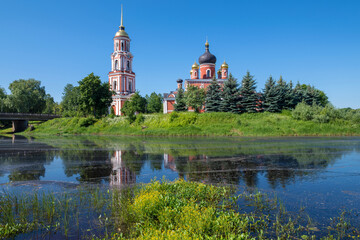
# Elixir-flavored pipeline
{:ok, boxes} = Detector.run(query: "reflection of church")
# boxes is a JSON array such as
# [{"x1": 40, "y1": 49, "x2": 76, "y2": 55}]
[{"x1": 110, "y1": 150, "x2": 136, "y2": 186}]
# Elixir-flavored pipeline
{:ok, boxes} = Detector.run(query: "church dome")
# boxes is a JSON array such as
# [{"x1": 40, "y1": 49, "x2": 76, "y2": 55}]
[
  {"x1": 198, "y1": 40, "x2": 216, "y2": 65},
  {"x1": 221, "y1": 61, "x2": 228, "y2": 69},
  {"x1": 192, "y1": 61, "x2": 199, "y2": 69},
  {"x1": 115, "y1": 26, "x2": 129, "y2": 38}
]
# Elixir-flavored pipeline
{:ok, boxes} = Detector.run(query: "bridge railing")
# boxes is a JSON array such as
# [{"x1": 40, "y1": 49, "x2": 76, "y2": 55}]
[{"x1": 0, "y1": 113, "x2": 61, "y2": 120}]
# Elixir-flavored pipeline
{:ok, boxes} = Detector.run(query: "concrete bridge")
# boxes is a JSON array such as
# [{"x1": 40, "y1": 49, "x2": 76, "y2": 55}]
[{"x1": 0, "y1": 113, "x2": 60, "y2": 132}]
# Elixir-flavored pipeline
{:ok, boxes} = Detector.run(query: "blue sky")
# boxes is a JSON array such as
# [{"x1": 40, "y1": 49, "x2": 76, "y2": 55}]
[{"x1": 0, "y1": 0, "x2": 359, "y2": 108}]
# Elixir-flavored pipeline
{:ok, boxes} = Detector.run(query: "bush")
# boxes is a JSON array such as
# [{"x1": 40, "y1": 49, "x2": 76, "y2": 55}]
[
  {"x1": 78, "y1": 117, "x2": 97, "y2": 127},
  {"x1": 134, "y1": 114, "x2": 145, "y2": 125},
  {"x1": 292, "y1": 102, "x2": 316, "y2": 121}
]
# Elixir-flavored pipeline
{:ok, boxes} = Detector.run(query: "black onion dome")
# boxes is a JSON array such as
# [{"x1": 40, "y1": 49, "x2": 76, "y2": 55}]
[{"x1": 198, "y1": 41, "x2": 216, "y2": 64}]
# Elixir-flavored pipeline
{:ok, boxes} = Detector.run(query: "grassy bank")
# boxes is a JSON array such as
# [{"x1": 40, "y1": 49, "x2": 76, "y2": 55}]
[
  {"x1": 22, "y1": 111, "x2": 360, "y2": 136},
  {"x1": 1, "y1": 179, "x2": 358, "y2": 239}
]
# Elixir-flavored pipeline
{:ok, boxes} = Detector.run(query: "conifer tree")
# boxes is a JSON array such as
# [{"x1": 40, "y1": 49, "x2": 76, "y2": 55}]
[
  {"x1": 219, "y1": 73, "x2": 240, "y2": 113},
  {"x1": 205, "y1": 76, "x2": 222, "y2": 112},
  {"x1": 263, "y1": 75, "x2": 280, "y2": 112},
  {"x1": 174, "y1": 88, "x2": 187, "y2": 112},
  {"x1": 239, "y1": 71, "x2": 258, "y2": 113}
]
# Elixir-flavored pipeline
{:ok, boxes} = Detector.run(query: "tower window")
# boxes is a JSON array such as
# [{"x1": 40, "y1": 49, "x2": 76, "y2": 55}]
[
  {"x1": 206, "y1": 69, "x2": 211, "y2": 78},
  {"x1": 129, "y1": 80, "x2": 132, "y2": 92},
  {"x1": 115, "y1": 60, "x2": 118, "y2": 70},
  {"x1": 121, "y1": 42, "x2": 124, "y2": 51},
  {"x1": 194, "y1": 71, "x2": 197, "y2": 77},
  {"x1": 127, "y1": 61, "x2": 130, "y2": 70},
  {"x1": 113, "y1": 81, "x2": 117, "y2": 90},
  {"x1": 116, "y1": 42, "x2": 119, "y2": 50}
]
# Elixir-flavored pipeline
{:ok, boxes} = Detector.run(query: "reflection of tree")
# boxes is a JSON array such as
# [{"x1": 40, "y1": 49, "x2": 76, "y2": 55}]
[
  {"x1": 60, "y1": 149, "x2": 112, "y2": 183},
  {"x1": 0, "y1": 143, "x2": 55, "y2": 181}
]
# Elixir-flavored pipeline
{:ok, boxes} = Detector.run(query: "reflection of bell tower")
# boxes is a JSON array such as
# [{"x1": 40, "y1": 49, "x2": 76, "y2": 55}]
[
  {"x1": 110, "y1": 150, "x2": 136, "y2": 186},
  {"x1": 108, "y1": 5, "x2": 136, "y2": 115}
]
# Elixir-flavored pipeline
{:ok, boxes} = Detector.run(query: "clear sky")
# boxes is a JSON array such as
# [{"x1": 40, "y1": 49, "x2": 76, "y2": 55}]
[{"x1": 0, "y1": 0, "x2": 359, "y2": 108}]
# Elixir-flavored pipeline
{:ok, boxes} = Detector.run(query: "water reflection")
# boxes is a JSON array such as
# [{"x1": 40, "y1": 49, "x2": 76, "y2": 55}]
[{"x1": 1, "y1": 136, "x2": 358, "y2": 190}]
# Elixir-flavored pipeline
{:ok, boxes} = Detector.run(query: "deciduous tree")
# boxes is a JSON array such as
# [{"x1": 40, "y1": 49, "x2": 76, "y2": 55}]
[
  {"x1": 185, "y1": 85, "x2": 205, "y2": 113},
  {"x1": 7, "y1": 79, "x2": 47, "y2": 113},
  {"x1": 146, "y1": 92, "x2": 163, "y2": 113},
  {"x1": 78, "y1": 73, "x2": 112, "y2": 117}
]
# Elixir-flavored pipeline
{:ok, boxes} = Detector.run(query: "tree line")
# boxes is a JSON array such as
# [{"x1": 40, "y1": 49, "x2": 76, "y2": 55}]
[{"x1": 173, "y1": 71, "x2": 328, "y2": 113}]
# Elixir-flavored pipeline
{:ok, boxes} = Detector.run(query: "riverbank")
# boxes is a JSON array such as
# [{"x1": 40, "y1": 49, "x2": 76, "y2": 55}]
[{"x1": 16, "y1": 111, "x2": 360, "y2": 137}]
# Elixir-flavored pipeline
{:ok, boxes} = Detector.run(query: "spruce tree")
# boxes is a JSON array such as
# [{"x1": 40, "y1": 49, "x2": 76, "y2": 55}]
[
  {"x1": 173, "y1": 88, "x2": 187, "y2": 112},
  {"x1": 263, "y1": 75, "x2": 280, "y2": 112},
  {"x1": 219, "y1": 73, "x2": 240, "y2": 113},
  {"x1": 239, "y1": 71, "x2": 258, "y2": 113},
  {"x1": 205, "y1": 76, "x2": 222, "y2": 112}
]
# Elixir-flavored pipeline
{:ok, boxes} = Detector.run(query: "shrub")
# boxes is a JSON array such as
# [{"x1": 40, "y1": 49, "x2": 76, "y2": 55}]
[
  {"x1": 134, "y1": 114, "x2": 145, "y2": 125},
  {"x1": 78, "y1": 117, "x2": 97, "y2": 127}
]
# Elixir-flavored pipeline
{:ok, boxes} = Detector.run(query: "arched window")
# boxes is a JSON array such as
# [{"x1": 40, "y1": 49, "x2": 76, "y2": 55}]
[
  {"x1": 114, "y1": 60, "x2": 118, "y2": 70},
  {"x1": 127, "y1": 42, "x2": 130, "y2": 51},
  {"x1": 194, "y1": 71, "x2": 197, "y2": 77},
  {"x1": 129, "y1": 80, "x2": 132, "y2": 92},
  {"x1": 113, "y1": 80, "x2": 117, "y2": 91},
  {"x1": 127, "y1": 61, "x2": 130, "y2": 70},
  {"x1": 206, "y1": 69, "x2": 211, "y2": 78},
  {"x1": 121, "y1": 42, "x2": 124, "y2": 51},
  {"x1": 116, "y1": 42, "x2": 119, "y2": 51}
]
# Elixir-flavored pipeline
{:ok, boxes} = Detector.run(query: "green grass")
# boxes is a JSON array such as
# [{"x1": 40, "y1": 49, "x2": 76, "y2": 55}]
[
  {"x1": 22, "y1": 111, "x2": 360, "y2": 137},
  {"x1": 1, "y1": 180, "x2": 359, "y2": 239}
]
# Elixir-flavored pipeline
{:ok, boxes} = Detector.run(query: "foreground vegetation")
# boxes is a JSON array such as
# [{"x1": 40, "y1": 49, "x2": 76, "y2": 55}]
[
  {"x1": 0, "y1": 179, "x2": 358, "y2": 239},
  {"x1": 20, "y1": 107, "x2": 360, "y2": 136}
]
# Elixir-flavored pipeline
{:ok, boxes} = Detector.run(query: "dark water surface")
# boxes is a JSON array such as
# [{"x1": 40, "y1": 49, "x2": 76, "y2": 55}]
[{"x1": 1, "y1": 135, "x2": 360, "y2": 236}]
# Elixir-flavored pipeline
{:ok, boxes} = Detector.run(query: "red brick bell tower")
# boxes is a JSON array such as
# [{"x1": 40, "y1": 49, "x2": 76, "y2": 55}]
[{"x1": 108, "y1": 5, "x2": 136, "y2": 115}]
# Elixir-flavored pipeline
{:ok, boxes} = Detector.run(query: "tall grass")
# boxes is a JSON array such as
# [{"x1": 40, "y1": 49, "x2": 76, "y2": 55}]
[
  {"x1": 26, "y1": 111, "x2": 360, "y2": 137},
  {"x1": 0, "y1": 180, "x2": 359, "y2": 239}
]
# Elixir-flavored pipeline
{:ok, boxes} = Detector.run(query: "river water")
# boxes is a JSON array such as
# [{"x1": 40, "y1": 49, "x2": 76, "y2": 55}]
[{"x1": 1, "y1": 135, "x2": 360, "y2": 236}]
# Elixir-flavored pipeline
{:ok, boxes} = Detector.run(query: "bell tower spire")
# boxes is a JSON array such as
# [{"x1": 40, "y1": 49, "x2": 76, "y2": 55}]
[{"x1": 120, "y1": 4, "x2": 124, "y2": 29}]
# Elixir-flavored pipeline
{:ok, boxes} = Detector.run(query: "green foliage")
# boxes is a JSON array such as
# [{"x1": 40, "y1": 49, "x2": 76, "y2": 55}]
[
  {"x1": 263, "y1": 76, "x2": 281, "y2": 112},
  {"x1": 239, "y1": 71, "x2": 259, "y2": 113},
  {"x1": 205, "y1": 76, "x2": 222, "y2": 112},
  {"x1": 184, "y1": 85, "x2": 205, "y2": 113},
  {"x1": 174, "y1": 88, "x2": 187, "y2": 112},
  {"x1": 78, "y1": 73, "x2": 112, "y2": 117},
  {"x1": 220, "y1": 73, "x2": 240, "y2": 113},
  {"x1": 122, "y1": 92, "x2": 147, "y2": 124},
  {"x1": 6, "y1": 79, "x2": 47, "y2": 113},
  {"x1": 79, "y1": 117, "x2": 97, "y2": 127},
  {"x1": 145, "y1": 92, "x2": 162, "y2": 113},
  {"x1": 134, "y1": 113, "x2": 145, "y2": 125},
  {"x1": 61, "y1": 84, "x2": 81, "y2": 117}
]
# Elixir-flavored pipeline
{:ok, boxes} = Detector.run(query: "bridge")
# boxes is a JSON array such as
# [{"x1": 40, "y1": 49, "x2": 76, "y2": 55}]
[{"x1": 0, "y1": 113, "x2": 60, "y2": 132}]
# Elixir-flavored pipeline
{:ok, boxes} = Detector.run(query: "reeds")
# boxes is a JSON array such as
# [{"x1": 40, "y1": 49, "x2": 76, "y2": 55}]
[{"x1": 1, "y1": 180, "x2": 359, "y2": 239}]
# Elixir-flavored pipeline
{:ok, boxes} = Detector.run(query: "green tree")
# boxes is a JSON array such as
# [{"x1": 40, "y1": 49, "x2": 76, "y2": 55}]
[
  {"x1": 42, "y1": 94, "x2": 57, "y2": 114},
  {"x1": 263, "y1": 76, "x2": 281, "y2": 112},
  {"x1": 61, "y1": 84, "x2": 81, "y2": 116},
  {"x1": 220, "y1": 74, "x2": 240, "y2": 113},
  {"x1": 239, "y1": 71, "x2": 259, "y2": 113},
  {"x1": 146, "y1": 92, "x2": 163, "y2": 113},
  {"x1": 78, "y1": 73, "x2": 112, "y2": 117},
  {"x1": 185, "y1": 85, "x2": 205, "y2": 113},
  {"x1": 122, "y1": 92, "x2": 147, "y2": 122},
  {"x1": 7, "y1": 79, "x2": 47, "y2": 113},
  {"x1": 174, "y1": 88, "x2": 187, "y2": 112},
  {"x1": 205, "y1": 76, "x2": 222, "y2": 112},
  {"x1": 0, "y1": 87, "x2": 6, "y2": 112}
]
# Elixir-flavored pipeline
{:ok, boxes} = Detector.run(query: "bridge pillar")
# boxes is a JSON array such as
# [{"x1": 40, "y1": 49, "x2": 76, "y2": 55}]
[{"x1": 12, "y1": 120, "x2": 28, "y2": 133}]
